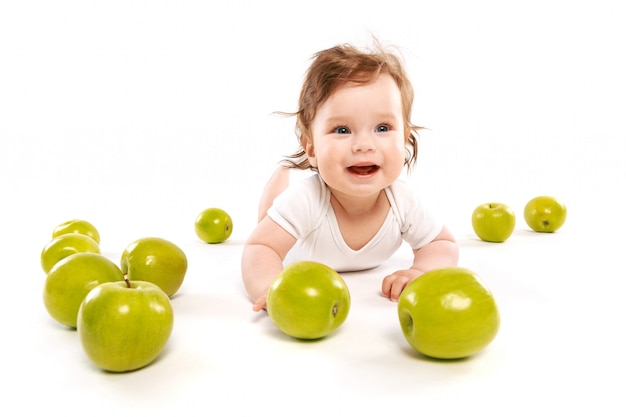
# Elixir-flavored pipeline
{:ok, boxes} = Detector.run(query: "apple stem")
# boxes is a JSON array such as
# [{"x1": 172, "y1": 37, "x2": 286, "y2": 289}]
[{"x1": 123, "y1": 274, "x2": 131, "y2": 288}]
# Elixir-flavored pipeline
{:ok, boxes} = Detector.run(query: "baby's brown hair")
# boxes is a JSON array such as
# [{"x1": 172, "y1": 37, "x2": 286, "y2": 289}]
[{"x1": 281, "y1": 41, "x2": 422, "y2": 170}]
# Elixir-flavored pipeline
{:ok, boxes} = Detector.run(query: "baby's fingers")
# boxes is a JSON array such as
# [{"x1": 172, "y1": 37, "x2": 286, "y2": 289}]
[
  {"x1": 252, "y1": 295, "x2": 267, "y2": 312},
  {"x1": 389, "y1": 276, "x2": 412, "y2": 301},
  {"x1": 381, "y1": 273, "x2": 396, "y2": 297},
  {"x1": 382, "y1": 273, "x2": 411, "y2": 301}
]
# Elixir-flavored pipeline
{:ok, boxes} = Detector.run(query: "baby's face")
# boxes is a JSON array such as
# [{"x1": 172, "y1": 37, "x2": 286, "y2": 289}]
[{"x1": 306, "y1": 73, "x2": 406, "y2": 200}]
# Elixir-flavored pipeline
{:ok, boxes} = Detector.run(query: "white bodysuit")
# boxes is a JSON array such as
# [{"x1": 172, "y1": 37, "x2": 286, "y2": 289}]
[{"x1": 267, "y1": 174, "x2": 443, "y2": 272}]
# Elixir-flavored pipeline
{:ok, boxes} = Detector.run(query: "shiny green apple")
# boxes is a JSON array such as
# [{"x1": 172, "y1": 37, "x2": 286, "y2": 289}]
[
  {"x1": 471, "y1": 202, "x2": 516, "y2": 243},
  {"x1": 77, "y1": 279, "x2": 174, "y2": 372},
  {"x1": 43, "y1": 252, "x2": 124, "y2": 328},
  {"x1": 120, "y1": 237, "x2": 187, "y2": 297},
  {"x1": 398, "y1": 267, "x2": 500, "y2": 359},
  {"x1": 266, "y1": 261, "x2": 350, "y2": 340},
  {"x1": 40, "y1": 233, "x2": 101, "y2": 274},
  {"x1": 524, "y1": 196, "x2": 567, "y2": 232},
  {"x1": 195, "y1": 207, "x2": 233, "y2": 243},
  {"x1": 52, "y1": 219, "x2": 100, "y2": 244}
]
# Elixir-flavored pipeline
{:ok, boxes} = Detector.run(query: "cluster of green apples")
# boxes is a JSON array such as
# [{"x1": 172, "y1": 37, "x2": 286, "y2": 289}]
[
  {"x1": 40, "y1": 207, "x2": 233, "y2": 373},
  {"x1": 472, "y1": 195, "x2": 568, "y2": 242},
  {"x1": 41, "y1": 219, "x2": 187, "y2": 373}
]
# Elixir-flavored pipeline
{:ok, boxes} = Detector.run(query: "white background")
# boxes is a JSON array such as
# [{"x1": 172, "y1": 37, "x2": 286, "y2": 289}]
[{"x1": 1, "y1": 1, "x2": 625, "y2": 415}]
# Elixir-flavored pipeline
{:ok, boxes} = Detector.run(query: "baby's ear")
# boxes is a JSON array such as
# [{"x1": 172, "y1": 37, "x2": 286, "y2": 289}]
[{"x1": 304, "y1": 139, "x2": 318, "y2": 167}]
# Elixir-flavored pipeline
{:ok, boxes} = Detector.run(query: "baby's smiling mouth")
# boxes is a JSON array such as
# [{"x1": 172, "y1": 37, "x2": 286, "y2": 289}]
[{"x1": 348, "y1": 165, "x2": 380, "y2": 175}]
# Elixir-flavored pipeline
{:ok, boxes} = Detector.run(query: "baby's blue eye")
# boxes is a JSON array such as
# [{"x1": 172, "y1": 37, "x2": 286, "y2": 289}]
[
  {"x1": 334, "y1": 126, "x2": 350, "y2": 134},
  {"x1": 376, "y1": 124, "x2": 389, "y2": 132}
]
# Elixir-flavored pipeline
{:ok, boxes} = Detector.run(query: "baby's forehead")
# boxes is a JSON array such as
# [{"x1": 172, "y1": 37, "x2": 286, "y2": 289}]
[{"x1": 323, "y1": 72, "x2": 397, "y2": 99}]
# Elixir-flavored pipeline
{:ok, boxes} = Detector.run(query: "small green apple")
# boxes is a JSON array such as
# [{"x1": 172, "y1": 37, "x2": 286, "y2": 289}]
[
  {"x1": 266, "y1": 261, "x2": 350, "y2": 340},
  {"x1": 120, "y1": 237, "x2": 187, "y2": 297},
  {"x1": 52, "y1": 219, "x2": 100, "y2": 244},
  {"x1": 471, "y1": 202, "x2": 516, "y2": 243},
  {"x1": 524, "y1": 196, "x2": 567, "y2": 232},
  {"x1": 40, "y1": 233, "x2": 101, "y2": 274},
  {"x1": 195, "y1": 207, "x2": 233, "y2": 243},
  {"x1": 77, "y1": 279, "x2": 174, "y2": 372},
  {"x1": 43, "y1": 252, "x2": 124, "y2": 328},
  {"x1": 398, "y1": 267, "x2": 500, "y2": 359}
]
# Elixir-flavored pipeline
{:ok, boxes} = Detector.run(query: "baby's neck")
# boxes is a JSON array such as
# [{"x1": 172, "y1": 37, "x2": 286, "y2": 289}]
[
  {"x1": 329, "y1": 190, "x2": 391, "y2": 251},
  {"x1": 330, "y1": 190, "x2": 389, "y2": 218}
]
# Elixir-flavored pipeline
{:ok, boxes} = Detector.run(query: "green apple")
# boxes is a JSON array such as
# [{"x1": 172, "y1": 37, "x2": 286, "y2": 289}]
[
  {"x1": 397, "y1": 267, "x2": 500, "y2": 359},
  {"x1": 52, "y1": 219, "x2": 100, "y2": 244},
  {"x1": 266, "y1": 261, "x2": 350, "y2": 340},
  {"x1": 43, "y1": 252, "x2": 124, "y2": 328},
  {"x1": 195, "y1": 207, "x2": 233, "y2": 243},
  {"x1": 40, "y1": 233, "x2": 101, "y2": 274},
  {"x1": 120, "y1": 237, "x2": 187, "y2": 297},
  {"x1": 471, "y1": 202, "x2": 516, "y2": 243},
  {"x1": 77, "y1": 279, "x2": 174, "y2": 372},
  {"x1": 524, "y1": 196, "x2": 567, "y2": 232}
]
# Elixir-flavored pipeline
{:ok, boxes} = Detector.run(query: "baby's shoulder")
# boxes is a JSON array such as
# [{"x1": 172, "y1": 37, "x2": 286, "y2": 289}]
[
  {"x1": 291, "y1": 172, "x2": 327, "y2": 199},
  {"x1": 269, "y1": 172, "x2": 329, "y2": 234},
  {"x1": 275, "y1": 172, "x2": 329, "y2": 210}
]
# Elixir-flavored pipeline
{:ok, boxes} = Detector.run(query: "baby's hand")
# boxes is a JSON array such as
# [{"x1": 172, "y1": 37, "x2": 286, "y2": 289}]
[{"x1": 381, "y1": 269, "x2": 424, "y2": 301}]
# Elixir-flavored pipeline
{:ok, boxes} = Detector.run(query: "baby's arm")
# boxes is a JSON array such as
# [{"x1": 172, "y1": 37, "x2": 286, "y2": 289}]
[
  {"x1": 241, "y1": 216, "x2": 297, "y2": 311},
  {"x1": 381, "y1": 225, "x2": 459, "y2": 301}
]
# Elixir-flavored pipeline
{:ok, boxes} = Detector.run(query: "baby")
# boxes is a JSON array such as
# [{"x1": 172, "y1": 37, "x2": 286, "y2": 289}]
[{"x1": 241, "y1": 42, "x2": 459, "y2": 311}]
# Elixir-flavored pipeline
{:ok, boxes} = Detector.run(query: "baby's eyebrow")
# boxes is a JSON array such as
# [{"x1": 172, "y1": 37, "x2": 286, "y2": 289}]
[
  {"x1": 324, "y1": 112, "x2": 400, "y2": 125},
  {"x1": 374, "y1": 112, "x2": 402, "y2": 121},
  {"x1": 324, "y1": 116, "x2": 349, "y2": 126}
]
